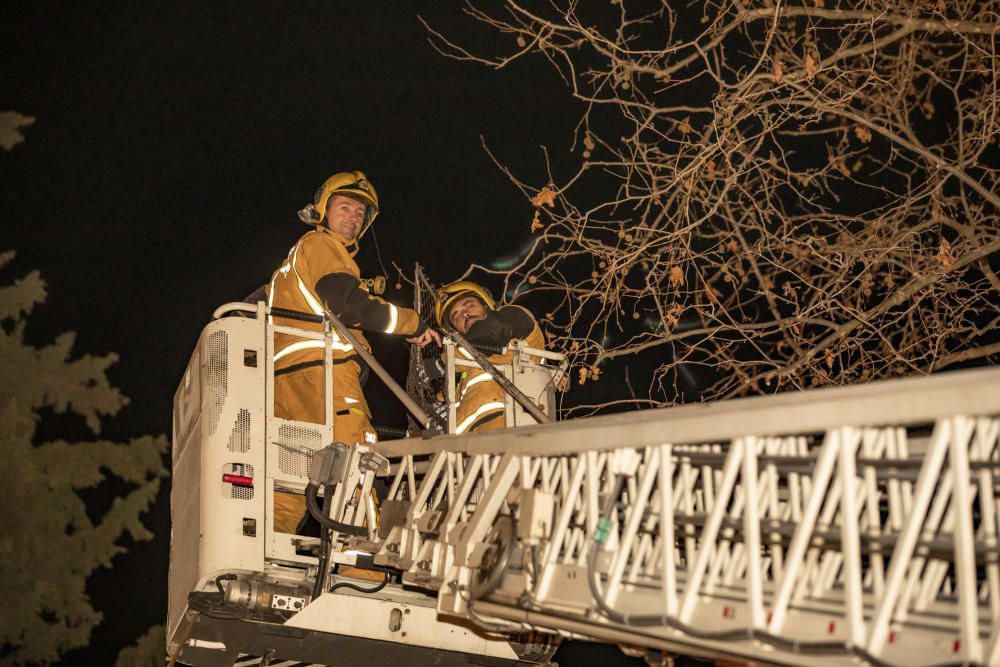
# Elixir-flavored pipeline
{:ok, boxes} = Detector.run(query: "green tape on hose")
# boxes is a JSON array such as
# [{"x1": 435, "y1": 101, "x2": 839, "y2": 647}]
[{"x1": 593, "y1": 516, "x2": 612, "y2": 544}]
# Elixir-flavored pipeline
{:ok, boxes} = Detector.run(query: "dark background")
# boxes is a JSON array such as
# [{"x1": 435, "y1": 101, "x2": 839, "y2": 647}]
[{"x1": 2, "y1": 2, "x2": 653, "y2": 665}]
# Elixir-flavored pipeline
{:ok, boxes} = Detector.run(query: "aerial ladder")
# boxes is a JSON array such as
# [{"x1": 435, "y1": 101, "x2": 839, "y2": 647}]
[{"x1": 167, "y1": 271, "x2": 1000, "y2": 667}]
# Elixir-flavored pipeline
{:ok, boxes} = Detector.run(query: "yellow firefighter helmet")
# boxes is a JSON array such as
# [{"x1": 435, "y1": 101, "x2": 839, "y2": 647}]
[
  {"x1": 435, "y1": 280, "x2": 496, "y2": 328},
  {"x1": 298, "y1": 170, "x2": 380, "y2": 238}
]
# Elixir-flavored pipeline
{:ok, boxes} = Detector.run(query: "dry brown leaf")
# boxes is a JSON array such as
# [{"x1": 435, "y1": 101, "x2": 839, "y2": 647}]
[
  {"x1": 935, "y1": 237, "x2": 955, "y2": 271},
  {"x1": 578, "y1": 367, "x2": 588, "y2": 385},
  {"x1": 530, "y1": 210, "x2": 543, "y2": 232},
  {"x1": 665, "y1": 303, "x2": 684, "y2": 328},
  {"x1": 825, "y1": 348, "x2": 835, "y2": 370},
  {"x1": 678, "y1": 118, "x2": 692, "y2": 135},
  {"x1": 854, "y1": 126, "x2": 872, "y2": 143},
  {"x1": 773, "y1": 56, "x2": 783, "y2": 82},
  {"x1": 531, "y1": 185, "x2": 557, "y2": 208},
  {"x1": 669, "y1": 266, "x2": 685, "y2": 287},
  {"x1": 831, "y1": 156, "x2": 850, "y2": 177},
  {"x1": 805, "y1": 54, "x2": 817, "y2": 80}
]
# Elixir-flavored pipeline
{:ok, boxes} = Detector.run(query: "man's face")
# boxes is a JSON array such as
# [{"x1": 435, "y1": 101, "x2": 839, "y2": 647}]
[
  {"x1": 448, "y1": 295, "x2": 487, "y2": 334},
  {"x1": 325, "y1": 194, "x2": 367, "y2": 242}
]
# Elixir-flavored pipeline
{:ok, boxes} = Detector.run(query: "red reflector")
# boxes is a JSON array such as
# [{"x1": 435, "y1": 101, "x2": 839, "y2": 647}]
[{"x1": 223, "y1": 473, "x2": 253, "y2": 486}]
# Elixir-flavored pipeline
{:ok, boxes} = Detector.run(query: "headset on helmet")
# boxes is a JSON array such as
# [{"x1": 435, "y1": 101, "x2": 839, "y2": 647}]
[
  {"x1": 435, "y1": 280, "x2": 496, "y2": 329},
  {"x1": 298, "y1": 170, "x2": 380, "y2": 239}
]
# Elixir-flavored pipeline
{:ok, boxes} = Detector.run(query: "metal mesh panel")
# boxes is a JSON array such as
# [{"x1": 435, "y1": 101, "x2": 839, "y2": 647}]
[
  {"x1": 229, "y1": 463, "x2": 254, "y2": 500},
  {"x1": 406, "y1": 265, "x2": 445, "y2": 432},
  {"x1": 544, "y1": 384, "x2": 556, "y2": 418},
  {"x1": 205, "y1": 331, "x2": 228, "y2": 436},
  {"x1": 175, "y1": 349, "x2": 202, "y2": 447},
  {"x1": 227, "y1": 409, "x2": 251, "y2": 453},
  {"x1": 275, "y1": 424, "x2": 324, "y2": 479}
]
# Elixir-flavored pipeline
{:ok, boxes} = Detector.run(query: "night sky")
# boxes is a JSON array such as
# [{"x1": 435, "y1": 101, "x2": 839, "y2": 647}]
[{"x1": 2, "y1": 2, "x2": 650, "y2": 665}]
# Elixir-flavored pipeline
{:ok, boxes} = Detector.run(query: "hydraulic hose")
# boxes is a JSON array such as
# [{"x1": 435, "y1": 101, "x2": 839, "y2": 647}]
[
  {"x1": 305, "y1": 483, "x2": 367, "y2": 537},
  {"x1": 329, "y1": 571, "x2": 389, "y2": 595},
  {"x1": 312, "y1": 490, "x2": 335, "y2": 599}
]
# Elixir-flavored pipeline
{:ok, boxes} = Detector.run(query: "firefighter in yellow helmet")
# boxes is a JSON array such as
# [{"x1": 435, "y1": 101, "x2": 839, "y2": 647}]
[
  {"x1": 436, "y1": 281, "x2": 545, "y2": 434},
  {"x1": 267, "y1": 171, "x2": 441, "y2": 535}
]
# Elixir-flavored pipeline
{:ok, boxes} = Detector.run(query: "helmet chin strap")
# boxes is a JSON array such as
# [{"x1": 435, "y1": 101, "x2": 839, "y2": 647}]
[{"x1": 368, "y1": 223, "x2": 390, "y2": 278}]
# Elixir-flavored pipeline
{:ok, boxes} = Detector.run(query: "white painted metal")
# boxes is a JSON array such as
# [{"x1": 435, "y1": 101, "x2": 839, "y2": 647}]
[
  {"x1": 285, "y1": 582, "x2": 519, "y2": 660},
  {"x1": 376, "y1": 371, "x2": 1000, "y2": 666},
  {"x1": 168, "y1": 308, "x2": 534, "y2": 665},
  {"x1": 174, "y1": 305, "x2": 1000, "y2": 667}
]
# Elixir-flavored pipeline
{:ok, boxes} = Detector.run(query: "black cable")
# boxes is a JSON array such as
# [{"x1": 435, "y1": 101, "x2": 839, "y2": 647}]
[
  {"x1": 214, "y1": 573, "x2": 237, "y2": 595},
  {"x1": 305, "y1": 483, "x2": 367, "y2": 536},
  {"x1": 328, "y1": 571, "x2": 389, "y2": 595},
  {"x1": 368, "y1": 224, "x2": 391, "y2": 281},
  {"x1": 311, "y1": 491, "x2": 335, "y2": 599}
]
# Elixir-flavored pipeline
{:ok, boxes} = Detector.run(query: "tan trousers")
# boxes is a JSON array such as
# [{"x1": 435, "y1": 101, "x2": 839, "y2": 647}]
[{"x1": 272, "y1": 362, "x2": 378, "y2": 535}]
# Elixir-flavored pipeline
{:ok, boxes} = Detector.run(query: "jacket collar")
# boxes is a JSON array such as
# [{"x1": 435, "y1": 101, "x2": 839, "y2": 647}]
[{"x1": 314, "y1": 223, "x2": 360, "y2": 257}]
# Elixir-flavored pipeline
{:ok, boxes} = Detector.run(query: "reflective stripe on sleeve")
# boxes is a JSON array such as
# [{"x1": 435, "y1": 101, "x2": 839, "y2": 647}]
[
  {"x1": 385, "y1": 303, "x2": 399, "y2": 333},
  {"x1": 455, "y1": 401, "x2": 505, "y2": 434}
]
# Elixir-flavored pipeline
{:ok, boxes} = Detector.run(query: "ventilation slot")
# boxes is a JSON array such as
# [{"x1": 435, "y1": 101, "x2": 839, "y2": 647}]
[
  {"x1": 227, "y1": 409, "x2": 251, "y2": 452},
  {"x1": 206, "y1": 331, "x2": 229, "y2": 436},
  {"x1": 275, "y1": 424, "x2": 324, "y2": 479}
]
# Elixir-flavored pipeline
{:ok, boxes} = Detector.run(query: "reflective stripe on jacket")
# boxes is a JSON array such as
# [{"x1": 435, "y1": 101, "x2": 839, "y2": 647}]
[
  {"x1": 267, "y1": 226, "x2": 425, "y2": 372},
  {"x1": 455, "y1": 305, "x2": 545, "y2": 433}
]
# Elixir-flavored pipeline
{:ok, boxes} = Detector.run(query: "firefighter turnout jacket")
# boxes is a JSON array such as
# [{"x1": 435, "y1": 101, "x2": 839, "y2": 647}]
[
  {"x1": 455, "y1": 305, "x2": 544, "y2": 434},
  {"x1": 269, "y1": 225, "x2": 425, "y2": 373},
  {"x1": 267, "y1": 225, "x2": 426, "y2": 424},
  {"x1": 267, "y1": 225, "x2": 425, "y2": 539}
]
